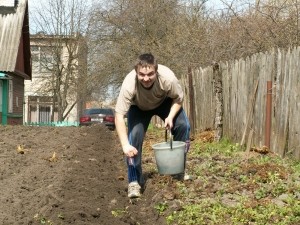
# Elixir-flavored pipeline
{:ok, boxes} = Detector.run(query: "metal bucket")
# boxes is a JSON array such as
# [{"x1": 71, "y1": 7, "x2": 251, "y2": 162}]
[{"x1": 152, "y1": 131, "x2": 185, "y2": 175}]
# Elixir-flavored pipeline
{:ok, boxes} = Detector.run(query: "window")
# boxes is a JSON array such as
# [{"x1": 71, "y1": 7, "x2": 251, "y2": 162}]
[
  {"x1": 39, "y1": 105, "x2": 51, "y2": 123},
  {"x1": 40, "y1": 46, "x2": 54, "y2": 72},
  {"x1": 28, "y1": 96, "x2": 57, "y2": 123},
  {"x1": 84, "y1": 108, "x2": 114, "y2": 115},
  {"x1": 31, "y1": 45, "x2": 62, "y2": 74}
]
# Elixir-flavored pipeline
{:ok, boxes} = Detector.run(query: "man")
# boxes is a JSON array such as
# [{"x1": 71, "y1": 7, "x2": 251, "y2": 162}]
[{"x1": 115, "y1": 53, "x2": 190, "y2": 198}]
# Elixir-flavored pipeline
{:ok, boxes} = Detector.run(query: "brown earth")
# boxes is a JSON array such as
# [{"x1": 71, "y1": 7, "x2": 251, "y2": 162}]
[
  {"x1": 1, "y1": 125, "x2": 298, "y2": 225},
  {"x1": 0, "y1": 124, "x2": 178, "y2": 225}
]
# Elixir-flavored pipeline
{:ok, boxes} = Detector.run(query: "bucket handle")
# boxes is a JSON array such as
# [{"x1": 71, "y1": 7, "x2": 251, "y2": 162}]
[{"x1": 165, "y1": 129, "x2": 173, "y2": 149}]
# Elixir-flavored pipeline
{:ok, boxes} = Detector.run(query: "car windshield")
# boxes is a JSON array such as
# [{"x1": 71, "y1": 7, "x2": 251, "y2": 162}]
[{"x1": 84, "y1": 108, "x2": 114, "y2": 115}]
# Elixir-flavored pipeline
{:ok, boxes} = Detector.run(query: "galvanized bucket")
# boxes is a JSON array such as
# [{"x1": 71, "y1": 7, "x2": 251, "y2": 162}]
[{"x1": 152, "y1": 130, "x2": 185, "y2": 175}]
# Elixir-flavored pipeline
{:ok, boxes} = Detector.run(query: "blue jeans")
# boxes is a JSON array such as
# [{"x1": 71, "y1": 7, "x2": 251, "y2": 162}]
[{"x1": 126, "y1": 98, "x2": 190, "y2": 185}]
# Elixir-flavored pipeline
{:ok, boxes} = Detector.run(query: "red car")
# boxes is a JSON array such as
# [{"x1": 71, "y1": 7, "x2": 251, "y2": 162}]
[{"x1": 79, "y1": 108, "x2": 115, "y2": 130}]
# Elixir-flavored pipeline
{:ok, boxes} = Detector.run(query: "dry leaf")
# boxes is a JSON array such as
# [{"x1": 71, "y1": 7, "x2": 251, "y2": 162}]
[
  {"x1": 49, "y1": 152, "x2": 58, "y2": 162},
  {"x1": 17, "y1": 145, "x2": 25, "y2": 154}
]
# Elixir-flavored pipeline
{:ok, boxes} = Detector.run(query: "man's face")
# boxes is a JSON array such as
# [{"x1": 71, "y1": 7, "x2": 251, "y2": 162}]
[{"x1": 136, "y1": 66, "x2": 157, "y2": 89}]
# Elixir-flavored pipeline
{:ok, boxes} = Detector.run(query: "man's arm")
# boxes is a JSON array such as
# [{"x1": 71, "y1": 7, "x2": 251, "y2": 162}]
[
  {"x1": 164, "y1": 101, "x2": 182, "y2": 129},
  {"x1": 115, "y1": 112, "x2": 138, "y2": 157}
]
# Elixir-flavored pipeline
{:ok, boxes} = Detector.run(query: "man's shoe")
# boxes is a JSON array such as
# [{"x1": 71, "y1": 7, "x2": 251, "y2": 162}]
[
  {"x1": 128, "y1": 181, "x2": 141, "y2": 198},
  {"x1": 184, "y1": 174, "x2": 194, "y2": 181},
  {"x1": 172, "y1": 173, "x2": 194, "y2": 181}
]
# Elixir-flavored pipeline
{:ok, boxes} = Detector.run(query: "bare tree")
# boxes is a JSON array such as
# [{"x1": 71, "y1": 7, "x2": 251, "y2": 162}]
[
  {"x1": 30, "y1": 0, "x2": 90, "y2": 121},
  {"x1": 87, "y1": 0, "x2": 209, "y2": 99},
  {"x1": 30, "y1": 0, "x2": 300, "y2": 113},
  {"x1": 204, "y1": 0, "x2": 300, "y2": 62}
]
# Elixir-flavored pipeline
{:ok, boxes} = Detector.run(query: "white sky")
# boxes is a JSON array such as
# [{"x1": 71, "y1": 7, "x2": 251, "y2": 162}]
[
  {"x1": 206, "y1": 0, "x2": 250, "y2": 10},
  {"x1": 28, "y1": 0, "x2": 230, "y2": 11},
  {"x1": 28, "y1": 0, "x2": 245, "y2": 32}
]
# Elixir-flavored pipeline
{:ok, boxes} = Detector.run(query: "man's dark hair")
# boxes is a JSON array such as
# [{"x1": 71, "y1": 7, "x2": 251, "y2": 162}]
[{"x1": 134, "y1": 53, "x2": 158, "y2": 72}]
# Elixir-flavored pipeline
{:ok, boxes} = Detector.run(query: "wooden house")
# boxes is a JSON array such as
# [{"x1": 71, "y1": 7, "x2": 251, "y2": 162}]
[{"x1": 0, "y1": 0, "x2": 31, "y2": 125}]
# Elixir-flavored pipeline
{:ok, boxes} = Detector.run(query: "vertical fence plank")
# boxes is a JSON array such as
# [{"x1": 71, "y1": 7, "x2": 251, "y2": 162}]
[
  {"x1": 181, "y1": 47, "x2": 300, "y2": 159},
  {"x1": 272, "y1": 48, "x2": 291, "y2": 157},
  {"x1": 220, "y1": 62, "x2": 230, "y2": 137},
  {"x1": 287, "y1": 47, "x2": 300, "y2": 158}
]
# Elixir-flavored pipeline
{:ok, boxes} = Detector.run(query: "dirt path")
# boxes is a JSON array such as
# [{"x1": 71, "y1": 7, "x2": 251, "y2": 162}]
[{"x1": 0, "y1": 125, "x2": 166, "y2": 225}]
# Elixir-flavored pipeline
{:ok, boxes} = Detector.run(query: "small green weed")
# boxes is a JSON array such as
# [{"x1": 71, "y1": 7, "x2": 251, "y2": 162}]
[
  {"x1": 33, "y1": 214, "x2": 54, "y2": 225},
  {"x1": 111, "y1": 208, "x2": 128, "y2": 217},
  {"x1": 154, "y1": 201, "x2": 168, "y2": 215}
]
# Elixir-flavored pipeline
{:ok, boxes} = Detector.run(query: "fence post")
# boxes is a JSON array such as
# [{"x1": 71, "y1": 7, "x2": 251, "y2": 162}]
[
  {"x1": 188, "y1": 66, "x2": 195, "y2": 136},
  {"x1": 265, "y1": 81, "x2": 272, "y2": 149}
]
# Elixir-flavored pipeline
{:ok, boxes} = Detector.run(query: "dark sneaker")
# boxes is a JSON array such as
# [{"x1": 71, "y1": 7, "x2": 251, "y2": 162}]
[{"x1": 128, "y1": 181, "x2": 141, "y2": 198}]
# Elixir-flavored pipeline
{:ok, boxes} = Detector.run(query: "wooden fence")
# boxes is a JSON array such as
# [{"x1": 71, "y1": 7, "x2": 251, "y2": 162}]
[{"x1": 181, "y1": 47, "x2": 300, "y2": 160}]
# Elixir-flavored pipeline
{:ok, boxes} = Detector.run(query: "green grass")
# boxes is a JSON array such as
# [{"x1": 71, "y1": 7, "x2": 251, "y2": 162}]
[{"x1": 146, "y1": 129, "x2": 300, "y2": 225}]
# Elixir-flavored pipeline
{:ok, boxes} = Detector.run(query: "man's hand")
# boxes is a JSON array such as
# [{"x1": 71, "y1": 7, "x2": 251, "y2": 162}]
[
  {"x1": 164, "y1": 116, "x2": 174, "y2": 130},
  {"x1": 122, "y1": 144, "x2": 138, "y2": 157},
  {"x1": 165, "y1": 101, "x2": 182, "y2": 130},
  {"x1": 115, "y1": 112, "x2": 138, "y2": 157}
]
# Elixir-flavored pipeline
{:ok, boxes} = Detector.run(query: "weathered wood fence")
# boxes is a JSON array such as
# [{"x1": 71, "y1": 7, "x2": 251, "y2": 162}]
[{"x1": 181, "y1": 47, "x2": 300, "y2": 160}]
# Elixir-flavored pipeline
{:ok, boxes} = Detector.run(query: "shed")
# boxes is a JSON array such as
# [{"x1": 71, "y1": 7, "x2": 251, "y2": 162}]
[{"x1": 0, "y1": 0, "x2": 31, "y2": 125}]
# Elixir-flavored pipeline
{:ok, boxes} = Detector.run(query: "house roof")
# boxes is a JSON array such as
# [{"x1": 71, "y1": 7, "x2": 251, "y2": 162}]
[{"x1": 0, "y1": 0, "x2": 31, "y2": 78}]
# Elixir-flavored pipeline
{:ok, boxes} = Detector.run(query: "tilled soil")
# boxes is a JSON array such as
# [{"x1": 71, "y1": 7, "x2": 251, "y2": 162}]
[
  {"x1": 0, "y1": 125, "x2": 169, "y2": 225},
  {"x1": 2, "y1": 125, "x2": 298, "y2": 224}
]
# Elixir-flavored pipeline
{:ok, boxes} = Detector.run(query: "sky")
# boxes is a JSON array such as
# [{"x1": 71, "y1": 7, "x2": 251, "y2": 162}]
[
  {"x1": 205, "y1": 0, "x2": 253, "y2": 10},
  {"x1": 207, "y1": 0, "x2": 228, "y2": 8},
  {"x1": 28, "y1": 0, "x2": 243, "y2": 33},
  {"x1": 28, "y1": 0, "x2": 231, "y2": 11}
]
